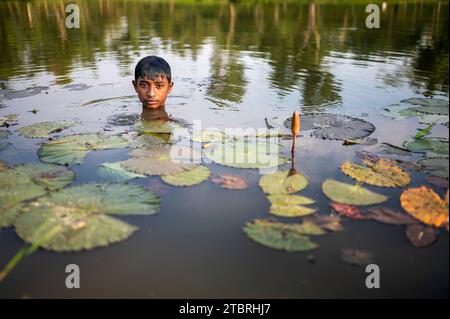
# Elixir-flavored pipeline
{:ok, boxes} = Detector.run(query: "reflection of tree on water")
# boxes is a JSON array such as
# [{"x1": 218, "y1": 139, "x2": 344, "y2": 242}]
[
  {"x1": 0, "y1": 0, "x2": 447, "y2": 94},
  {"x1": 205, "y1": 2, "x2": 248, "y2": 109}
]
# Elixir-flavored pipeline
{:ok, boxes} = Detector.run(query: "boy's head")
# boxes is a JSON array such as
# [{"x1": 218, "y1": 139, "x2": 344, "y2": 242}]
[{"x1": 132, "y1": 56, "x2": 173, "y2": 109}]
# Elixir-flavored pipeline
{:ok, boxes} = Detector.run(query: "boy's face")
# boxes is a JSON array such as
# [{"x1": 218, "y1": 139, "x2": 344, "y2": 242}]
[{"x1": 133, "y1": 75, "x2": 173, "y2": 109}]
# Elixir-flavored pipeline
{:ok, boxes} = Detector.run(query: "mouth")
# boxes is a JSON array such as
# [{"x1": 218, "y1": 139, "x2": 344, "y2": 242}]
[{"x1": 145, "y1": 100, "x2": 159, "y2": 106}]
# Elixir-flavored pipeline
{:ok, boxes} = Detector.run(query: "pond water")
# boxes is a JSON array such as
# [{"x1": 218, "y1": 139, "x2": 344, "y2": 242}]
[{"x1": 0, "y1": 0, "x2": 448, "y2": 298}]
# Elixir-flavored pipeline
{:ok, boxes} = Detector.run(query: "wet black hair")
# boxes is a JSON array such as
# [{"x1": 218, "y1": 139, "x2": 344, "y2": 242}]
[{"x1": 134, "y1": 56, "x2": 172, "y2": 83}]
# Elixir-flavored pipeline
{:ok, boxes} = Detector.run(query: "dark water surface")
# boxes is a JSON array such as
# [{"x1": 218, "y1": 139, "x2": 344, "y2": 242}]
[{"x1": 0, "y1": 0, "x2": 448, "y2": 298}]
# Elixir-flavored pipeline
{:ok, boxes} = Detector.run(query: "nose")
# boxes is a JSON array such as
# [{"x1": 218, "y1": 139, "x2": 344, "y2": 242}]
[{"x1": 146, "y1": 86, "x2": 156, "y2": 98}]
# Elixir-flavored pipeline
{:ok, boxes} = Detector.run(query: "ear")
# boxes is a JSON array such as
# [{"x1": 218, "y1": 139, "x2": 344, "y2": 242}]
[
  {"x1": 132, "y1": 80, "x2": 137, "y2": 91},
  {"x1": 168, "y1": 82, "x2": 174, "y2": 93}
]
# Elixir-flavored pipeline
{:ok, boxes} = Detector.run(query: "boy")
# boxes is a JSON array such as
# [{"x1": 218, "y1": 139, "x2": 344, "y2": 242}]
[{"x1": 132, "y1": 56, "x2": 174, "y2": 114}]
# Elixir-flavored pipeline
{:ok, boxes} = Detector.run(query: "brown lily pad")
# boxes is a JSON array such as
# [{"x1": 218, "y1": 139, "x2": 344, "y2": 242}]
[
  {"x1": 366, "y1": 207, "x2": 419, "y2": 226},
  {"x1": 341, "y1": 249, "x2": 374, "y2": 267},
  {"x1": 330, "y1": 202, "x2": 367, "y2": 220},
  {"x1": 406, "y1": 224, "x2": 439, "y2": 247},
  {"x1": 211, "y1": 174, "x2": 249, "y2": 190}
]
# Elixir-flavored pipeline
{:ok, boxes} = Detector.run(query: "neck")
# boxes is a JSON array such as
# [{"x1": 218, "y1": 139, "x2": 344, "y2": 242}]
[{"x1": 141, "y1": 105, "x2": 170, "y2": 121}]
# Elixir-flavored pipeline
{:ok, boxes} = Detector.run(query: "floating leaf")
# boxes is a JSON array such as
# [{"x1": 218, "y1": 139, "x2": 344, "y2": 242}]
[
  {"x1": 121, "y1": 145, "x2": 199, "y2": 176},
  {"x1": 330, "y1": 202, "x2": 367, "y2": 220},
  {"x1": 379, "y1": 143, "x2": 413, "y2": 157},
  {"x1": 127, "y1": 132, "x2": 172, "y2": 148},
  {"x1": 134, "y1": 119, "x2": 184, "y2": 134},
  {"x1": 322, "y1": 179, "x2": 388, "y2": 206},
  {"x1": 259, "y1": 170, "x2": 308, "y2": 194},
  {"x1": 267, "y1": 194, "x2": 315, "y2": 206},
  {"x1": 191, "y1": 129, "x2": 226, "y2": 143},
  {"x1": 15, "y1": 183, "x2": 160, "y2": 252},
  {"x1": 63, "y1": 83, "x2": 92, "y2": 91},
  {"x1": 16, "y1": 121, "x2": 75, "y2": 138},
  {"x1": 107, "y1": 113, "x2": 140, "y2": 126},
  {"x1": 97, "y1": 162, "x2": 145, "y2": 181},
  {"x1": 204, "y1": 140, "x2": 289, "y2": 169},
  {"x1": 343, "y1": 137, "x2": 377, "y2": 146},
  {"x1": 0, "y1": 114, "x2": 18, "y2": 127},
  {"x1": 382, "y1": 103, "x2": 449, "y2": 124},
  {"x1": 355, "y1": 151, "x2": 380, "y2": 164},
  {"x1": 243, "y1": 219, "x2": 324, "y2": 252},
  {"x1": 418, "y1": 157, "x2": 449, "y2": 179},
  {"x1": 0, "y1": 163, "x2": 75, "y2": 227},
  {"x1": 406, "y1": 224, "x2": 439, "y2": 247},
  {"x1": 400, "y1": 186, "x2": 449, "y2": 228},
  {"x1": 404, "y1": 137, "x2": 449, "y2": 158},
  {"x1": 414, "y1": 122, "x2": 436, "y2": 139},
  {"x1": 366, "y1": 207, "x2": 418, "y2": 225},
  {"x1": 211, "y1": 174, "x2": 249, "y2": 190},
  {"x1": 284, "y1": 113, "x2": 375, "y2": 140},
  {"x1": 3, "y1": 86, "x2": 47, "y2": 99},
  {"x1": 401, "y1": 98, "x2": 449, "y2": 109},
  {"x1": 270, "y1": 204, "x2": 316, "y2": 217},
  {"x1": 340, "y1": 159, "x2": 411, "y2": 187},
  {"x1": 341, "y1": 249, "x2": 374, "y2": 267},
  {"x1": 38, "y1": 133, "x2": 129, "y2": 165},
  {"x1": 304, "y1": 214, "x2": 344, "y2": 232},
  {"x1": 161, "y1": 165, "x2": 210, "y2": 187}
]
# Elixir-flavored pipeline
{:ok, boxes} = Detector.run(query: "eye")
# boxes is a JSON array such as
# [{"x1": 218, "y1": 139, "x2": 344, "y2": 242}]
[
  {"x1": 156, "y1": 84, "x2": 163, "y2": 89},
  {"x1": 140, "y1": 82, "x2": 147, "y2": 88}
]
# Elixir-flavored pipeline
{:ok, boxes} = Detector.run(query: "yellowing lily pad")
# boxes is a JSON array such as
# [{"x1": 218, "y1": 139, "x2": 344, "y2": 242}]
[
  {"x1": 38, "y1": 133, "x2": 129, "y2": 165},
  {"x1": 191, "y1": 129, "x2": 226, "y2": 143},
  {"x1": 14, "y1": 183, "x2": 161, "y2": 252},
  {"x1": 269, "y1": 204, "x2": 316, "y2": 217},
  {"x1": 161, "y1": 165, "x2": 210, "y2": 187},
  {"x1": 121, "y1": 146, "x2": 200, "y2": 176},
  {"x1": 243, "y1": 219, "x2": 324, "y2": 252},
  {"x1": 204, "y1": 140, "x2": 289, "y2": 169},
  {"x1": 259, "y1": 170, "x2": 308, "y2": 194},
  {"x1": 322, "y1": 179, "x2": 388, "y2": 206},
  {"x1": 16, "y1": 121, "x2": 75, "y2": 138},
  {"x1": 340, "y1": 159, "x2": 411, "y2": 187},
  {"x1": 267, "y1": 194, "x2": 315, "y2": 206},
  {"x1": 0, "y1": 163, "x2": 75, "y2": 227},
  {"x1": 400, "y1": 186, "x2": 449, "y2": 228},
  {"x1": 97, "y1": 162, "x2": 145, "y2": 181}
]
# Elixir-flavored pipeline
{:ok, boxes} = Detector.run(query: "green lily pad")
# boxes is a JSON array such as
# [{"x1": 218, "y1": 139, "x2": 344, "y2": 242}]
[
  {"x1": 121, "y1": 145, "x2": 199, "y2": 176},
  {"x1": 0, "y1": 163, "x2": 75, "y2": 227},
  {"x1": 191, "y1": 129, "x2": 226, "y2": 143},
  {"x1": 403, "y1": 138, "x2": 449, "y2": 158},
  {"x1": 16, "y1": 121, "x2": 75, "y2": 138},
  {"x1": 134, "y1": 119, "x2": 184, "y2": 134},
  {"x1": 259, "y1": 170, "x2": 308, "y2": 194},
  {"x1": 107, "y1": 113, "x2": 140, "y2": 126},
  {"x1": 161, "y1": 165, "x2": 210, "y2": 187},
  {"x1": 126, "y1": 132, "x2": 172, "y2": 148},
  {"x1": 418, "y1": 157, "x2": 449, "y2": 179},
  {"x1": 267, "y1": 194, "x2": 315, "y2": 206},
  {"x1": 38, "y1": 133, "x2": 129, "y2": 165},
  {"x1": 15, "y1": 183, "x2": 160, "y2": 251},
  {"x1": 284, "y1": 113, "x2": 375, "y2": 140},
  {"x1": 243, "y1": 219, "x2": 324, "y2": 252},
  {"x1": 322, "y1": 179, "x2": 388, "y2": 206},
  {"x1": 204, "y1": 140, "x2": 289, "y2": 169},
  {"x1": 401, "y1": 98, "x2": 449, "y2": 114},
  {"x1": 97, "y1": 162, "x2": 145, "y2": 181},
  {"x1": 269, "y1": 204, "x2": 317, "y2": 217},
  {"x1": 381, "y1": 103, "x2": 449, "y2": 124}
]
